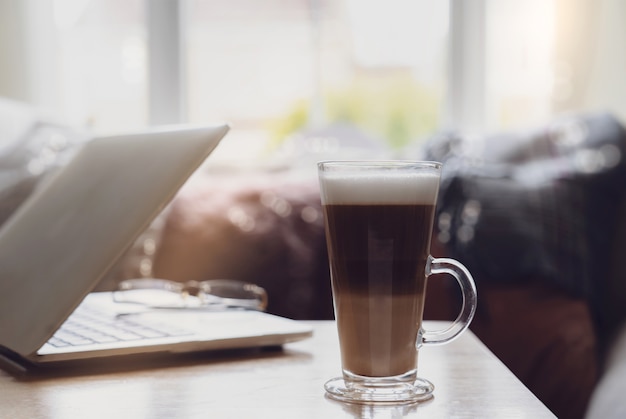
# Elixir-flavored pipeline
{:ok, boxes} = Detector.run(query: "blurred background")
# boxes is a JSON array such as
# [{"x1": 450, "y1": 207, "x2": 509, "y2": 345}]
[
  {"x1": 0, "y1": 0, "x2": 624, "y2": 165},
  {"x1": 1, "y1": 5, "x2": 624, "y2": 417}
]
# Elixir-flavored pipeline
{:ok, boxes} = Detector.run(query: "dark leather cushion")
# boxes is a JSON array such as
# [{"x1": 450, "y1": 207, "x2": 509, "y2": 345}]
[
  {"x1": 152, "y1": 173, "x2": 333, "y2": 320},
  {"x1": 422, "y1": 112, "x2": 626, "y2": 340},
  {"x1": 470, "y1": 281, "x2": 599, "y2": 419},
  {"x1": 424, "y1": 274, "x2": 598, "y2": 419}
]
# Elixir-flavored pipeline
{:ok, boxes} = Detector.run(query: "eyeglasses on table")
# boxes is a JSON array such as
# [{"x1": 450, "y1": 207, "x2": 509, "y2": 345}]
[{"x1": 113, "y1": 278, "x2": 268, "y2": 311}]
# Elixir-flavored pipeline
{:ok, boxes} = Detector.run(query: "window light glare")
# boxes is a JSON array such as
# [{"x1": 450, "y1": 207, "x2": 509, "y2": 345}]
[{"x1": 53, "y1": 0, "x2": 91, "y2": 30}]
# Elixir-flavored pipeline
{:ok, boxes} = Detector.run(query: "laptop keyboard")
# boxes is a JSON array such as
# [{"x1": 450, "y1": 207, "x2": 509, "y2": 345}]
[{"x1": 47, "y1": 306, "x2": 193, "y2": 348}]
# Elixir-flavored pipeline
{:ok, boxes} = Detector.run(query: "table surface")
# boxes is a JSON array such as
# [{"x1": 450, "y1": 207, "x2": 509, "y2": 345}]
[{"x1": 0, "y1": 321, "x2": 555, "y2": 418}]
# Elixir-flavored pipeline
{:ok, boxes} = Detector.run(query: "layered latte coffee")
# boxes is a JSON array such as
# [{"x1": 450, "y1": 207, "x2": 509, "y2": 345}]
[{"x1": 320, "y1": 170, "x2": 439, "y2": 377}]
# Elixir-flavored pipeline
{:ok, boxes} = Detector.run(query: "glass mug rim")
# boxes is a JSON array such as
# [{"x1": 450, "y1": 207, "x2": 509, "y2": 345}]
[{"x1": 318, "y1": 160, "x2": 442, "y2": 170}]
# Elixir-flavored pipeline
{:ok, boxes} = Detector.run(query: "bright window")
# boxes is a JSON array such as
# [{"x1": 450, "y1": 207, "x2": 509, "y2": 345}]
[
  {"x1": 485, "y1": 0, "x2": 556, "y2": 130},
  {"x1": 49, "y1": 0, "x2": 147, "y2": 132},
  {"x1": 2, "y1": 0, "x2": 624, "y2": 161},
  {"x1": 185, "y1": 0, "x2": 450, "y2": 160}
]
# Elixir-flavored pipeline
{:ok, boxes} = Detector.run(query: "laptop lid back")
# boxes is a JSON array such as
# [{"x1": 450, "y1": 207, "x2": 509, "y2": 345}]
[{"x1": 0, "y1": 124, "x2": 229, "y2": 356}]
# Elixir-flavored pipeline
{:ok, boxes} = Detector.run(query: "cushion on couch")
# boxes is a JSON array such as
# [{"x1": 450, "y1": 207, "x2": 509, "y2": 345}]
[
  {"x1": 470, "y1": 281, "x2": 598, "y2": 419},
  {"x1": 151, "y1": 173, "x2": 334, "y2": 320}
]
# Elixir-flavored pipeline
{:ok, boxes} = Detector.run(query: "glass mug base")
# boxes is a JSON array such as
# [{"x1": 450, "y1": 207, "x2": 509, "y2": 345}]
[{"x1": 324, "y1": 371, "x2": 434, "y2": 405}]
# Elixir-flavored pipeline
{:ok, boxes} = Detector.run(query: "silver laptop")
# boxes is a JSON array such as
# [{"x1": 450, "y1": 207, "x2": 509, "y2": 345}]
[{"x1": 0, "y1": 124, "x2": 312, "y2": 367}]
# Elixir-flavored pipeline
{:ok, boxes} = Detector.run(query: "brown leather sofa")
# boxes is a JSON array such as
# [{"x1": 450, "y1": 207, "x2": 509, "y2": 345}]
[{"x1": 102, "y1": 112, "x2": 626, "y2": 419}]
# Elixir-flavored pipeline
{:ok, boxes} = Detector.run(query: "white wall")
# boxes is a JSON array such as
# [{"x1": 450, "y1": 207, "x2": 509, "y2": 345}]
[
  {"x1": 0, "y1": 0, "x2": 59, "y2": 114},
  {"x1": 0, "y1": 0, "x2": 30, "y2": 102},
  {"x1": 585, "y1": 0, "x2": 626, "y2": 123}
]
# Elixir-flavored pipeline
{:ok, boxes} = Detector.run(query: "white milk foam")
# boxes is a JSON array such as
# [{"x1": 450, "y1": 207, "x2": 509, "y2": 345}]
[{"x1": 320, "y1": 171, "x2": 440, "y2": 205}]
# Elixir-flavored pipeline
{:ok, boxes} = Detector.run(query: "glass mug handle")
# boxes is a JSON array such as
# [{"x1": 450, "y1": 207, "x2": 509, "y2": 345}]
[{"x1": 419, "y1": 256, "x2": 478, "y2": 347}]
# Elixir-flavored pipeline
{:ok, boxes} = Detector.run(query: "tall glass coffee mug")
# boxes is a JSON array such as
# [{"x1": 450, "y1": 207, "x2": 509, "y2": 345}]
[{"x1": 318, "y1": 161, "x2": 477, "y2": 404}]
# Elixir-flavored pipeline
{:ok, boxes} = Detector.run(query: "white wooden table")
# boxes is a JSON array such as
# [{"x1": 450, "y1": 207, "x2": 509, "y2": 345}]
[{"x1": 0, "y1": 321, "x2": 555, "y2": 418}]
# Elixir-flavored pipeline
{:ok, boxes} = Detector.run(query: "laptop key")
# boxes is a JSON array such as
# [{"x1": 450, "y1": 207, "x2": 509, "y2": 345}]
[
  {"x1": 47, "y1": 336, "x2": 72, "y2": 348},
  {"x1": 53, "y1": 330, "x2": 95, "y2": 346},
  {"x1": 87, "y1": 325, "x2": 144, "y2": 341}
]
